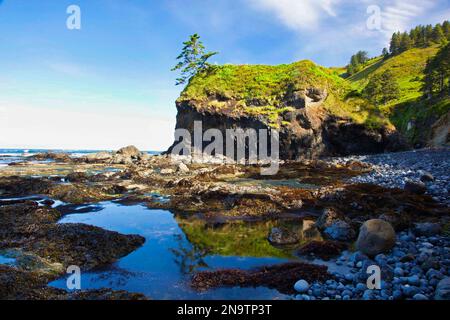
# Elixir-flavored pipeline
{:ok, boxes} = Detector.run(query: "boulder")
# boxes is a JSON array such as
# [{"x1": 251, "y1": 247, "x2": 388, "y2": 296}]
[
  {"x1": 404, "y1": 180, "x2": 427, "y2": 195},
  {"x1": 268, "y1": 227, "x2": 300, "y2": 245},
  {"x1": 435, "y1": 277, "x2": 450, "y2": 300},
  {"x1": 323, "y1": 221, "x2": 355, "y2": 242},
  {"x1": 111, "y1": 154, "x2": 133, "y2": 165},
  {"x1": 84, "y1": 151, "x2": 113, "y2": 163},
  {"x1": 420, "y1": 172, "x2": 434, "y2": 182},
  {"x1": 116, "y1": 145, "x2": 142, "y2": 159},
  {"x1": 314, "y1": 207, "x2": 343, "y2": 230},
  {"x1": 356, "y1": 219, "x2": 396, "y2": 257}
]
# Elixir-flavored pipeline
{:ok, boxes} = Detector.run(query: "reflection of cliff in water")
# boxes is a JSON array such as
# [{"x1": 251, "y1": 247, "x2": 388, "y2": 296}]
[{"x1": 173, "y1": 216, "x2": 322, "y2": 261}]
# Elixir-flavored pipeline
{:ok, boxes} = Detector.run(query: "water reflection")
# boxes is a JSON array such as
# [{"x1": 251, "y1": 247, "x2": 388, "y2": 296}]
[{"x1": 49, "y1": 201, "x2": 319, "y2": 299}]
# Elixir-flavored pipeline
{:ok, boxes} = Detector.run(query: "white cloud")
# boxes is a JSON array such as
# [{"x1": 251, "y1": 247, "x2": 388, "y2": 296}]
[
  {"x1": 380, "y1": 0, "x2": 436, "y2": 34},
  {"x1": 247, "y1": 0, "x2": 341, "y2": 30}
]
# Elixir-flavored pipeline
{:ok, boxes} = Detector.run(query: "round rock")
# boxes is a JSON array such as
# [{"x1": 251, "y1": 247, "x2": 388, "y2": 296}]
[
  {"x1": 294, "y1": 280, "x2": 310, "y2": 293},
  {"x1": 356, "y1": 219, "x2": 396, "y2": 257}
]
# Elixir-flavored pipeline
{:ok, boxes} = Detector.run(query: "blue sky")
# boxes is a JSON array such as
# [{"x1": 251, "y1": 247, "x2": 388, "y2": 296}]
[{"x1": 0, "y1": 0, "x2": 449, "y2": 150}]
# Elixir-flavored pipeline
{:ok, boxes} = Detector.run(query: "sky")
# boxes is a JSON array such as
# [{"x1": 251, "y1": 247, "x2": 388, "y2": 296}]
[{"x1": 0, "y1": 0, "x2": 448, "y2": 151}]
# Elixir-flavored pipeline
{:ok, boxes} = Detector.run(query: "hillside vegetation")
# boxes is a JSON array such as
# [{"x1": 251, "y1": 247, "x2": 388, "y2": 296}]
[
  {"x1": 177, "y1": 43, "x2": 448, "y2": 143},
  {"x1": 349, "y1": 45, "x2": 449, "y2": 144},
  {"x1": 179, "y1": 60, "x2": 389, "y2": 129},
  {"x1": 172, "y1": 21, "x2": 449, "y2": 144}
]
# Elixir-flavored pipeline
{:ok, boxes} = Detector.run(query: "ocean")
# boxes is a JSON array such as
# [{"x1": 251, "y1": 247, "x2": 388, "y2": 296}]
[{"x1": 0, "y1": 149, "x2": 161, "y2": 166}]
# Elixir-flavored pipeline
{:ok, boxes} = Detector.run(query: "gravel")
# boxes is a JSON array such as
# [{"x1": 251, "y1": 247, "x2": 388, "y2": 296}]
[
  {"x1": 295, "y1": 231, "x2": 450, "y2": 300},
  {"x1": 329, "y1": 148, "x2": 450, "y2": 205}
]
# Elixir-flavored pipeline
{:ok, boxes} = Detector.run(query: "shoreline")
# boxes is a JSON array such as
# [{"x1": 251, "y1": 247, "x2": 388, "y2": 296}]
[{"x1": 0, "y1": 146, "x2": 448, "y2": 300}]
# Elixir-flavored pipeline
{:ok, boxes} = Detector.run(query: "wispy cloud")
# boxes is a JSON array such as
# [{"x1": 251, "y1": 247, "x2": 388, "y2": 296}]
[
  {"x1": 247, "y1": 0, "x2": 341, "y2": 31},
  {"x1": 380, "y1": 0, "x2": 437, "y2": 35}
]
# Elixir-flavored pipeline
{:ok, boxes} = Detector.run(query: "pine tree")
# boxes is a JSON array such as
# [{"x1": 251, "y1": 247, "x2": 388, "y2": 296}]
[
  {"x1": 424, "y1": 43, "x2": 450, "y2": 95},
  {"x1": 390, "y1": 32, "x2": 401, "y2": 54},
  {"x1": 409, "y1": 27, "x2": 420, "y2": 47},
  {"x1": 171, "y1": 34, "x2": 218, "y2": 85},
  {"x1": 443, "y1": 21, "x2": 450, "y2": 40},
  {"x1": 364, "y1": 70, "x2": 400, "y2": 105},
  {"x1": 424, "y1": 25, "x2": 434, "y2": 46},
  {"x1": 347, "y1": 55, "x2": 358, "y2": 75},
  {"x1": 382, "y1": 47, "x2": 389, "y2": 59},
  {"x1": 431, "y1": 24, "x2": 446, "y2": 44},
  {"x1": 399, "y1": 32, "x2": 412, "y2": 52}
]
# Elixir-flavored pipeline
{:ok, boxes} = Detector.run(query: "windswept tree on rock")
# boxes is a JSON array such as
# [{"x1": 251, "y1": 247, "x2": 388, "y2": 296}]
[{"x1": 171, "y1": 34, "x2": 218, "y2": 85}]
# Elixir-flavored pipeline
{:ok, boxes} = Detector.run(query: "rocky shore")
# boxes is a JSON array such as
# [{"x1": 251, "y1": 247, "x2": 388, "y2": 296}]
[{"x1": 0, "y1": 146, "x2": 448, "y2": 300}]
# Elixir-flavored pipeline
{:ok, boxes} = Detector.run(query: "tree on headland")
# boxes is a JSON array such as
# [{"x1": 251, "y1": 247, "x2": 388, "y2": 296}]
[
  {"x1": 347, "y1": 50, "x2": 369, "y2": 75},
  {"x1": 431, "y1": 24, "x2": 446, "y2": 44},
  {"x1": 390, "y1": 32, "x2": 401, "y2": 55},
  {"x1": 388, "y1": 21, "x2": 449, "y2": 56},
  {"x1": 399, "y1": 32, "x2": 413, "y2": 52},
  {"x1": 364, "y1": 70, "x2": 400, "y2": 105},
  {"x1": 423, "y1": 43, "x2": 450, "y2": 96},
  {"x1": 171, "y1": 34, "x2": 218, "y2": 85}
]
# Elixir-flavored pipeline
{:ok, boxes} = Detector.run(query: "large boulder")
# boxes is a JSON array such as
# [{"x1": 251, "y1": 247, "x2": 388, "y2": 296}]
[
  {"x1": 356, "y1": 219, "x2": 396, "y2": 257},
  {"x1": 404, "y1": 180, "x2": 427, "y2": 195},
  {"x1": 323, "y1": 221, "x2": 356, "y2": 242},
  {"x1": 116, "y1": 145, "x2": 142, "y2": 159},
  {"x1": 84, "y1": 151, "x2": 113, "y2": 163},
  {"x1": 435, "y1": 277, "x2": 450, "y2": 300}
]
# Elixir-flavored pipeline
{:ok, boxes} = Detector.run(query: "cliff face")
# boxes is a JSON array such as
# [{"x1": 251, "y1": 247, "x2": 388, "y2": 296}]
[
  {"x1": 169, "y1": 96, "x2": 405, "y2": 160},
  {"x1": 168, "y1": 60, "x2": 407, "y2": 160}
]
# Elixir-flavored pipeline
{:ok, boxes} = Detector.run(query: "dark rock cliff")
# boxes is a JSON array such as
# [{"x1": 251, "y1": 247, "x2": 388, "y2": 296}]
[{"x1": 167, "y1": 92, "x2": 408, "y2": 160}]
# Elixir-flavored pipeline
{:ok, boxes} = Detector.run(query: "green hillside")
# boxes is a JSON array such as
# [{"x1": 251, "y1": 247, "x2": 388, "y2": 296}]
[
  {"x1": 178, "y1": 44, "x2": 448, "y2": 141},
  {"x1": 348, "y1": 45, "x2": 449, "y2": 143}
]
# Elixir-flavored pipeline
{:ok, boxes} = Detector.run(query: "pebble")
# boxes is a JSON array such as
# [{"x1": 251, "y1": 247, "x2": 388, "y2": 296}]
[
  {"x1": 294, "y1": 280, "x2": 310, "y2": 293},
  {"x1": 413, "y1": 293, "x2": 429, "y2": 300}
]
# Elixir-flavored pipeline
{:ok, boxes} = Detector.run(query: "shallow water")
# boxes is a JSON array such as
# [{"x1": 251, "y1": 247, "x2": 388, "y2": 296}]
[
  {"x1": 48, "y1": 201, "x2": 323, "y2": 299},
  {"x1": 0, "y1": 254, "x2": 16, "y2": 266}
]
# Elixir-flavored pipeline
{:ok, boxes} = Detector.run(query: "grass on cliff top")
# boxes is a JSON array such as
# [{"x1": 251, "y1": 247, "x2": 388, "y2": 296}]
[
  {"x1": 180, "y1": 60, "x2": 347, "y2": 103},
  {"x1": 177, "y1": 46, "x2": 444, "y2": 131},
  {"x1": 179, "y1": 60, "x2": 389, "y2": 128}
]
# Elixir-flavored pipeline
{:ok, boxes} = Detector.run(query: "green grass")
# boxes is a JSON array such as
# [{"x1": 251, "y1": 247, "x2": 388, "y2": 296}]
[
  {"x1": 350, "y1": 47, "x2": 440, "y2": 105},
  {"x1": 179, "y1": 60, "x2": 389, "y2": 128},
  {"x1": 346, "y1": 45, "x2": 448, "y2": 138},
  {"x1": 180, "y1": 60, "x2": 347, "y2": 103}
]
